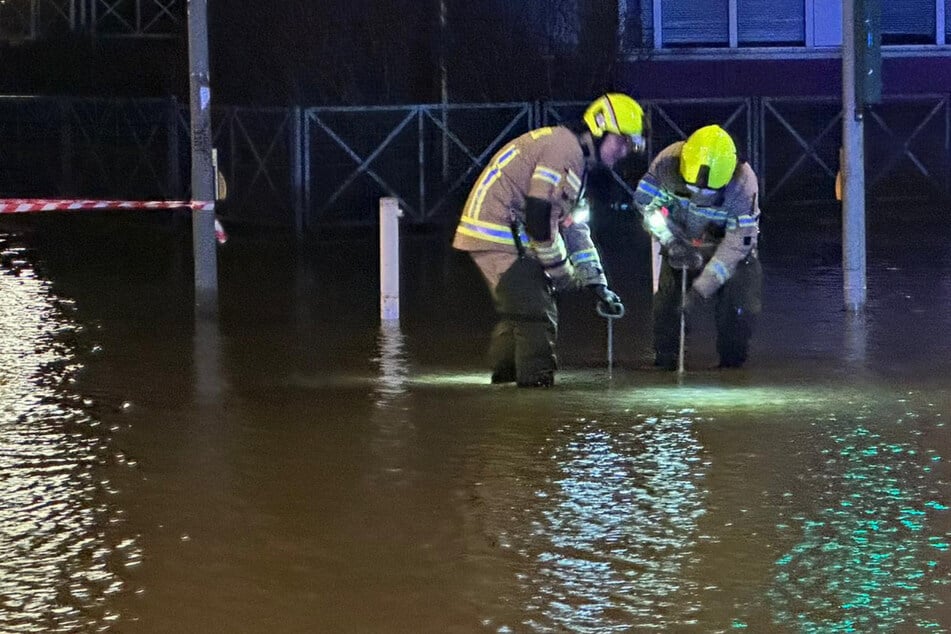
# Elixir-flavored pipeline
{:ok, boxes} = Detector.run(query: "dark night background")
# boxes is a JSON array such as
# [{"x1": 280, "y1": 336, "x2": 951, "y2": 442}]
[
  {"x1": 3, "y1": 0, "x2": 951, "y2": 106},
  {"x1": 0, "y1": 0, "x2": 635, "y2": 105}
]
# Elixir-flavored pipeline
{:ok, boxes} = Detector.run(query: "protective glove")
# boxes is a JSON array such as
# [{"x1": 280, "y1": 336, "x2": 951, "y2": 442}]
[
  {"x1": 666, "y1": 240, "x2": 704, "y2": 271},
  {"x1": 682, "y1": 286, "x2": 704, "y2": 319},
  {"x1": 589, "y1": 284, "x2": 624, "y2": 317}
]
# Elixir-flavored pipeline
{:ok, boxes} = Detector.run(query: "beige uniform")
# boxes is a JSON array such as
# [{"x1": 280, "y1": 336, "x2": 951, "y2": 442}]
[
  {"x1": 635, "y1": 142, "x2": 760, "y2": 297},
  {"x1": 453, "y1": 126, "x2": 608, "y2": 292}
]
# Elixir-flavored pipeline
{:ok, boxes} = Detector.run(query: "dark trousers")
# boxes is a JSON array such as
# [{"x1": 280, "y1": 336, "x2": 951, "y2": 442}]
[
  {"x1": 653, "y1": 254, "x2": 763, "y2": 368},
  {"x1": 488, "y1": 258, "x2": 558, "y2": 385}
]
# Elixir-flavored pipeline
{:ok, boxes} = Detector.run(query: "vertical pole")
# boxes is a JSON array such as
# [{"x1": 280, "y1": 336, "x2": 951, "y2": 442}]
[
  {"x1": 439, "y1": 0, "x2": 449, "y2": 181},
  {"x1": 380, "y1": 197, "x2": 401, "y2": 321},
  {"x1": 60, "y1": 100, "x2": 74, "y2": 196},
  {"x1": 167, "y1": 96, "x2": 182, "y2": 197},
  {"x1": 291, "y1": 106, "x2": 305, "y2": 238},
  {"x1": 677, "y1": 267, "x2": 686, "y2": 376},
  {"x1": 188, "y1": 0, "x2": 218, "y2": 314},
  {"x1": 842, "y1": 0, "x2": 867, "y2": 312},
  {"x1": 728, "y1": 0, "x2": 738, "y2": 47},
  {"x1": 938, "y1": 0, "x2": 946, "y2": 47}
]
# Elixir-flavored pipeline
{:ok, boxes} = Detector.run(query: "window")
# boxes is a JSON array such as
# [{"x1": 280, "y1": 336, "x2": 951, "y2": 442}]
[
  {"x1": 883, "y1": 0, "x2": 935, "y2": 44},
  {"x1": 662, "y1": 0, "x2": 729, "y2": 47},
  {"x1": 738, "y1": 0, "x2": 805, "y2": 46},
  {"x1": 648, "y1": 0, "x2": 951, "y2": 51}
]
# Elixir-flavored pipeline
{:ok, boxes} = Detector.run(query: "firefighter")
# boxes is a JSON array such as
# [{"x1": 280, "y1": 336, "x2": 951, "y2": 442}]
[
  {"x1": 453, "y1": 93, "x2": 645, "y2": 387},
  {"x1": 634, "y1": 124, "x2": 762, "y2": 369}
]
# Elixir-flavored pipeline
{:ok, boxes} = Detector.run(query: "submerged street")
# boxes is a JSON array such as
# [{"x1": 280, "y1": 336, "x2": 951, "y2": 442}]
[{"x1": 1, "y1": 214, "x2": 949, "y2": 632}]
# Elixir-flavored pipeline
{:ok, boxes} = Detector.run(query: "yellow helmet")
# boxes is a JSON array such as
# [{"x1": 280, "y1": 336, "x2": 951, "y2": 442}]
[
  {"x1": 583, "y1": 93, "x2": 645, "y2": 148},
  {"x1": 680, "y1": 125, "x2": 737, "y2": 190}
]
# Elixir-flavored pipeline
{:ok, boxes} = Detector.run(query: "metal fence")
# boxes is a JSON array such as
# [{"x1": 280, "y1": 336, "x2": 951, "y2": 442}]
[
  {"x1": 0, "y1": 95, "x2": 948, "y2": 232},
  {"x1": 0, "y1": 0, "x2": 183, "y2": 40}
]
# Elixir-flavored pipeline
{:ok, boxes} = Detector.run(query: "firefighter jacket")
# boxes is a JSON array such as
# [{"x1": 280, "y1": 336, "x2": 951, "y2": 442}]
[
  {"x1": 634, "y1": 142, "x2": 760, "y2": 297},
  {"x1": 452, "y1": 126, "x2": 608, "y2": 291}
]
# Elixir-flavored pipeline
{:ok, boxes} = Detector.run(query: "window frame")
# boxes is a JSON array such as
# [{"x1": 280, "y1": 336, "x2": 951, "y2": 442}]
[{"x1": 649, "y1": 0, "x2": 949, "y2": 52}]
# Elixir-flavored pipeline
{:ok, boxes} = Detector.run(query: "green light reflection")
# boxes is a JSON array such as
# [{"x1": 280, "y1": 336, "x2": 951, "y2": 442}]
[{"x1": 768, "y1": 418, "x2": 949, "y2": 631}]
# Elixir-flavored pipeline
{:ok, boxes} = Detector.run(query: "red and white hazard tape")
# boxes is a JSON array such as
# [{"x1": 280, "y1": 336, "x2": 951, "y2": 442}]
[
  {"x1": 0, "y1": 198, "x2": 227, "y2": 244},
  {"x1": 0, "y1": 199, "x2": 215, "y2": 213}
]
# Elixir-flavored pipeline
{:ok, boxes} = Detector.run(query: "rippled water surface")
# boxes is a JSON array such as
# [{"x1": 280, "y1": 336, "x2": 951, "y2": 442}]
[{"x1": 1, "y1": 215, "x2": 949, "y2": 632}]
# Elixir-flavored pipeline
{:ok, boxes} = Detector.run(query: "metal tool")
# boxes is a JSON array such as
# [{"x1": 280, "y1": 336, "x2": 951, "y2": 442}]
[{"x1": 596, "y1": 301, "x2": 625, "y2": 377}]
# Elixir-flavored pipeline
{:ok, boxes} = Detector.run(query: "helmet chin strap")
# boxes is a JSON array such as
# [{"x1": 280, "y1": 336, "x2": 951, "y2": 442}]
[
  {"x1": 593, "y1": 136, "x2": 603, "y2": 164},
  {"x1": 583, "y1": 131, "x2": 603, "y2": 164}
]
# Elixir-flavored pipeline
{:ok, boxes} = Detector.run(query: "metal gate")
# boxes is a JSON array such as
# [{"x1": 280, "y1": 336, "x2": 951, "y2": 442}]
[{"x1": 1, "y1": 95, "x2": 949, "y2": 231}]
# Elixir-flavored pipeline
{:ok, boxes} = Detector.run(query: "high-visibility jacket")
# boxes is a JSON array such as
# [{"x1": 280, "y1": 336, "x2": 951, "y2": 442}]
[
  {"x1": 635, "y1": 141, "x2": 760, "y2": 297},
  {"x1": 452, "y1": 126, "x2": 608, "y2": 290}
]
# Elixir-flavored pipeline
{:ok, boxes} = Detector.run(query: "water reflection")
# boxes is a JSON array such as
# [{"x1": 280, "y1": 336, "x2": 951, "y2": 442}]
[
  {"x1": 374, "y1": 321, "x2": 409, "y2": 405},
  {"x1": 477, "y1": 412, "x2": 707, "y2": 632},
  {"x1": 769, "y1": 402, "x2": 950, "y2": 630},
  {"x1": 367, "y1": 322, "x2": 414, "y2": 487},
  {"x1": 0, "y1": 241, "x2": 135, "y2": 632},
  {"x1": 193, "y1": 316, "x2": 226, "y2": 406},
  {"x1": 843, "y1": 310, "x2": 868, "y2": 369}
]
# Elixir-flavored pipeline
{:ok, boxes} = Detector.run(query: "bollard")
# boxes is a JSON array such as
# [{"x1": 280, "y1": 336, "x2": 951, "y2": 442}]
[{"x1": 380, "y1": 197, "x2": 402, "y2": 321}]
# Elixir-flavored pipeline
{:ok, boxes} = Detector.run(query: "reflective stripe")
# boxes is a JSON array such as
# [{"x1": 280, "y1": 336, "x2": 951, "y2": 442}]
[
  {"x1": 569, "y1": 248, "x2": 599, "y2": 265},
  {"x1": 710, "y1": 258, "x2": 730, "y2": 283},
  {"x1": 737, "y1": 214, "x2": 758, "y2": 227},
  {"x1": 690, "y1": 205, "x2": 729, "y2": 221},
  {"x1": 532, "y1": 166, "x2": 561, "y2": 187},
  {"x1": 637, "y1": 180, "x2": 662, "y2": 197},
  {"x1": 530, "y1": 127, "x2": 555, "y2": 139},
  {"x1": 465, "y1": 145, "x2": 519, "y2": 220},
  {"x1": 457, "y1": 216, "x2": 528, "y2": 246},
  {"x1": 532, "y1": 234, "x2": 569, "y2": 268},
  {"x1": 566, "y1": 169, "x2": 582, "y2": 194}
]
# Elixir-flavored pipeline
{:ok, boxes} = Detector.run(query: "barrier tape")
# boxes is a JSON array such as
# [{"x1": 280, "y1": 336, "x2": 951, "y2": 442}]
[
  {"x1": 0, "y1": 198, "x2": 227, "y2": 244},
  {"x1": 0, "y1": 199, "x2": 215, "y2": 213}
]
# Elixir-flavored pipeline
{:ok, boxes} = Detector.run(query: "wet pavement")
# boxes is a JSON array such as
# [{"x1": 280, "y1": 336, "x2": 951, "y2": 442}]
[{"x1": 0, "y1": 211, "x2": 949, "y2": 632}]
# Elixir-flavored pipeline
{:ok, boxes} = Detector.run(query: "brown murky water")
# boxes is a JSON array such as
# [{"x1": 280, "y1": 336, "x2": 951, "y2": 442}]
[{"x1": 1, "y1": 214, "x2": 949, "y2": 632}]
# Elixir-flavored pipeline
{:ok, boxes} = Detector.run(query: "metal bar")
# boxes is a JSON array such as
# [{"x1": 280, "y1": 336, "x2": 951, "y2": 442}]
[
  {"x1": 118, "y1": 102, "x2": 164, "y2": 196},
  {"x1": 865, "y1": 99, "x2": 945, "y2": 186},
  {"x1": 187, "y1": 0, "x2": 218, "y2": 312},
  {"x1": 937, "y1": 0, "x2": 946, "y2": 46},
  {"x1": 652, "y1": 0, "x2": 662, "y2": 49},
  {"x1": 805, "y1": 0, "x2": 816, "y2": 47},
  {"x1": 761, "y1": 99, "x2": 840, "y2": 199},
  {"x1": 651, "y1": 104, "x2": 688, "y2": 139},
  {"x1": 678, "y1": 267, "x2": 686, "y2": 375},
  {"x1": 291, "y1": 106, "x2": 304, "y2": 238},
  {"x1": 303, "y1": 109, "x2": 313, "y2": 229},
  {"x1": 421, "y1": 106, "x2": 482, "y2": 164},
  {"x1": 167, "y1": 96, "x2": 182, "y2": 197},
  {"x1": 231, "y1": 110, "x2": 287, "y2": 198},
  {"x1": 842, "y1": 0, "x2": 867, "y2": 312},
  {"x1": 418, "y1": 107, "x2": 425, "y2": 222},
  {"x1": 312, "y1": 108, "x2": 417, "y2": 214},
  {"x1": 423, "y1": 105, "x2": 531, "y2": 217},
  {"x1": 728, "y1": 0, "x2": 738, "y2": 47}
]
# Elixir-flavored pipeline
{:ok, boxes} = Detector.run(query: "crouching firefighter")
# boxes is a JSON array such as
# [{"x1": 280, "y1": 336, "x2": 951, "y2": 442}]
[
  {"x1": 633, "y1": 124, "x2": 763, "y2": 369},
  {"x1": 453, "y1": 93, "x2": 645, "y2": 387}
]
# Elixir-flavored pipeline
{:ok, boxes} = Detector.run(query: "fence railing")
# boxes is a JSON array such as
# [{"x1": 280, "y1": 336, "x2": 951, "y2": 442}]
[
  {"x1": 0, "y1": 0, "x2": 183, "y2": 40},
  {"x1": 0, "y1": 95, "x2": 948, "y2": 232}
]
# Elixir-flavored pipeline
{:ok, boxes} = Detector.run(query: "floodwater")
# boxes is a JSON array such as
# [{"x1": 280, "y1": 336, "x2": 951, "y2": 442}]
[{"x1": 1, "y1": 212, "x2": 949, "y2": 633}]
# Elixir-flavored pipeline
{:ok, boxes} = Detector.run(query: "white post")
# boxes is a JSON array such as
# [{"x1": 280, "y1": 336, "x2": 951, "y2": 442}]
[{"x1": 380, "y1": 197, "x2": 402, "y2": 321}]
